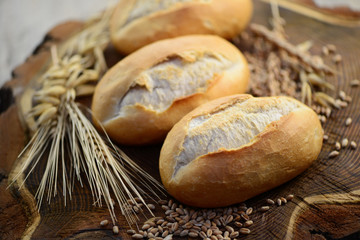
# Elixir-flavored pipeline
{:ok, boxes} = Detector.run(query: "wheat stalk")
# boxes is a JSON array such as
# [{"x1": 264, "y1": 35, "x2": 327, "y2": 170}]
[{"x1": 10, "y1": 6, "x2": 164, "y2": 226}]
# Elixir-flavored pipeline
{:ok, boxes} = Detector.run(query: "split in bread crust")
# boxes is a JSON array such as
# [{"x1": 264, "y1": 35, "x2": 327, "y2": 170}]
[
  {"x1": 92, "y1": 35, "x2": 249, "y2": 145},
  {"x1": 160, "y1": 94, "x2": 323, "y2": 207},
  {"x1": 110, "y1": 0, "x2": 253, "y2": 54}
]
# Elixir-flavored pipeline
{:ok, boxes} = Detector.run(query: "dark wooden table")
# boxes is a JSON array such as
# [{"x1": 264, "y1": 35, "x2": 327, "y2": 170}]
[{"x1": 1, "y1": 1, "x2": 360, "y2": 239}]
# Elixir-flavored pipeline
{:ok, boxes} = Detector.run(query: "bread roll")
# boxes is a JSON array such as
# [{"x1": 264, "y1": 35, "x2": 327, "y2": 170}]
[
  {"x1": 91, "y1": 35, "x2": 249, "y2": 145},
  {"x1": 110, "y1": 0, "x2": 253, "y2": 54},
  {"x1": 159, "y1": 94, "x2": 323, "y2": 207}
]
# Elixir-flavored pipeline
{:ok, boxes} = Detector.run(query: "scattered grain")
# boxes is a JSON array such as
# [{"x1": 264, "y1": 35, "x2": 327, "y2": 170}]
[
  {"x1": 234, "y1": 221, "x2": 243, "y2": 228},
  {"x1": 142, "y1": 224, "x2": 150, "y2": 230},
  {"x1": 239, "y1": 228, "x2": 251, "y2": 235},
  {"x1": 150, "y1": 228, "x2": 159, "y2": 234},
  {"x1": 170, "y1": 212, "x2": 179, "y2": 218},
  {"x1": 339, "y1": 91, "x2": 346, "y2": 101},
  {"x1": 266, "y1": 199, "x2": 275, "y2": 205},
  {"x1": 162, "y1": 230, "x2": 169, "y2": 238},
  {"x1": 132, "y1": 234, "x2": 144, "y2": 239},
  {"x1": 166, "y1": 216, "x2": 175, "y2": 222},
  {"x1": 171, "y1": 222, "x2": 179, "y2": 232},
  {"x1": 158, "y1": 200, "x2": 168, "y2": 205},
  {"x1": 127, "y1": 229, "x2": 136, "y2": 235},
  {"x1": 345, "y1": 118, "x2": 352, "y2": 126},
  {"x1": 319, "y1": 115, "x2": 327, "y2": 124},
  {"x1": 233, "y1": 214, "x2": 241, "y2": 222},
  {"x1": 244, "y1": 220, "x2": 254, "y2": 227},
  {"x1": 133, "y1": 206, "x2": 140, "y2": 213},
  {"x1": 342, "y1": 138, "x2": 349, "y2": 148},
  {"x1": 333, "y1": 54, "x2": 342, "y2": 63},
  {"x1": 219, "y1": 217, "x2": 227, "y2": 226},
  {"x1": 327, "y1": 44, "x2": 336, "y2": 52},
  {"x1": 199, "y1": 231, "x2": 207, "y2": 239},
  {"x1": 338, "y1": 100, "x2": 348, "y2": 108},
  {"x1": 286, "y1": 194, "x2": 294, "y2": 201},
  {"x1": 280, "y1": 197, "x2": 287, "y2": 204},
  {"x1": 225, "y1": 226, "x2": 234, "y2": 233},
  {"x1": 175, "y1": 208, "x2": 184, "y2": 215},
  {"x1": 350, "y1": 79, "x2": 360, "y2": 87},
  {"x1": 147, "y1": 204, "x2": 155, "y2": 210},
  {"x1": 213, "y1": 219, "x2": 221, "y2": 226},
  {"x1": 246, "y1": 207, "x2": 253, "y2": 215},
  {"x1": 216, "y1": 234, "x2": 224, "y2": 239},
  {"x1": 164, "y1": 234, "x2": 173, "y2": 240},
  {"x1": 207, "y1": 229, "x2": 213, "y2": 237},
  {"x1": 156, "y1": 219, "x2": 164, "y2": 225},
  {"x1": 180, "y1": 229, "x2": 189, "y2": 237},
  {"x1": 192, "y1": 225, "x2": 202, "y2": 231},
  {"x1": 171, "y1": 203, "x2": 177, "y2": 210},
  {"x1": 323, "y1": 135, "x2": 329, "y2": 141},
  {"x1": 230, "y1": 231, "x2": 240, "y2": 238},
  {"x1": 161, "y1": 205, "x2": 170, "y2": 211},
  {"x1": 225, "y1": 215, "x2": 233, "y2": 224},
  {"x1": 211, "y1": 235, "x2": 218, "y2": 240},
  {"x1": 351, "y1": 141, "x2": 357, "y2": 149},
  {"x1": 184, "y1": 222, "x2": 194, "y2": 229},
  {"x1": 208, "y1": 212, "x2": 216, "y2": 220},
  {"x1": 325, "y1": 108, "x2": 332, "y2": 118},
  {"x1": 322, "y1": 46, "x2": 329, "y2": 56},
  {"x1": 345, "y1": 95, "x2": 352, "y2": 102},
  {"x1": 100, "y1": 219, "x2": 109, "y2": 226},
  {"x1": 328, "y1": 150, "x2": 339, "y2": 158},
  {"x1": 335, "y1": 141, "x2": 341, "y2": 151},
  {"x1": 165, "y1": 209, "x2": 174, "y2": 215},
  {"x1": 277, "y1": 198, "x2": 282, "y2": 206},
  {"x1": 188, "y1": 232, "x2": 199, "y2": 238},
  {"x1": 241, "y1": 213, "x2": 250, "y2": 221},
  {"x1": 168, "y1": 199, "x2": 173, "y2": 208},
  {"x1": 260, "y1": 206, "x2": 270, "y2": 212}
]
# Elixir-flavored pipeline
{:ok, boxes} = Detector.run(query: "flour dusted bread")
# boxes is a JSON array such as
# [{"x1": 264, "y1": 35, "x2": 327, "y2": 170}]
[
  {"x1": 159, "y1": 95, "x2": 323, "y2": 207},
  {"x1": 91, "y1": 35, "x2": 249, "y2": 145},
  {"x1": 110, "y1": 0, "x2": 253, "y2": 54}
]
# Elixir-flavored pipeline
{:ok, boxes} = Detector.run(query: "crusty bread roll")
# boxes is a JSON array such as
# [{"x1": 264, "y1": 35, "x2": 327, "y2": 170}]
[
  {"x1": 159, "y1": 94, "x2": 323, "y2": 208},
  {"x1": 92, "y1": 35, "x2": 249, "y2": 145},
  {"x1": 110, "y1": 0, "x2": 253, "y2": 54}
]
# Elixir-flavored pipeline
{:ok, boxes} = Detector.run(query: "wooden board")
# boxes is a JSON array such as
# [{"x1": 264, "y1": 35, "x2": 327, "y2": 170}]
[{"x1": 1, "y1": 1, "x2": 360, "y2": 239}]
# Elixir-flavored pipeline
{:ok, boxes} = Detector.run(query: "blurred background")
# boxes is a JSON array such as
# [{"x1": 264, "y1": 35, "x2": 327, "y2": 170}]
[
  {"x1": 0, "y1": 0, "x2": 115, "y2": 87},
  {"x1": 0, "y1": 0, "x2": 360, "y2": 87}
]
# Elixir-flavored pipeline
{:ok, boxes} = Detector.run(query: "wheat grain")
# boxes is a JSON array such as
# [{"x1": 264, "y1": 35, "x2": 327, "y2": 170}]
[
  {"x1": 350, "y1": 79, "x2": 360, "y2": 87},
  {"x1": 286, "y1": 194, "x2": 294, "y2": 201},
  {"x1": 113, "y1": 225, "x2": 119, "y2": 234},
  {"x1": 342, "y1": 138, "x2": 349, "y2": 148},
  {"x1": 345, "y1": 118, "x2": 352, "y2": 126},
  {"x1": 100, "y1": 219, "x2": 109, "y2": 226},
  {"x1": 323, "y1": 135, "x2": 329, "y2": 141},
  {"x1": 328, "y1": 151, "x2": 340, "y2": 158},
  {"x1": 260, "y1": 206, "x2": 270, "y2": 212}
]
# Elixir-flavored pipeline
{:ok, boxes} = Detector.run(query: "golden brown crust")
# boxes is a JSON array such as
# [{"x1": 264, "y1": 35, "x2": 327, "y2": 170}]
[
  {"x1": 91, "y1": 35, "x2": 249, "y2": 145},
  {"x1": 110, "y1": 0, "x2": 253, "y2": 54},
  {"x1": 159, "y1": 95, "x2": 323, "y2": 207}
]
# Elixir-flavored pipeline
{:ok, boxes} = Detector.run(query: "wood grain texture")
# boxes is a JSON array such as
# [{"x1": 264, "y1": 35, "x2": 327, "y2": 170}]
[{"x1": 1, "y1": 1, "x2": 360, "y2": 239}]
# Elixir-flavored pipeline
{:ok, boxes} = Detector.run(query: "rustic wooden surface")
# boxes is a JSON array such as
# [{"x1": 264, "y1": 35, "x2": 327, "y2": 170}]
[{"x1": 1, "y1": 1, "x2": 360, "y2": 239}]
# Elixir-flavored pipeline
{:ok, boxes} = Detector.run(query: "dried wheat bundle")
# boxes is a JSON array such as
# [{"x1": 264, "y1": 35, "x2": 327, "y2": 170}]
[{"x1": 9, "y1": 7, "x2": 164, "y2": 226}]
